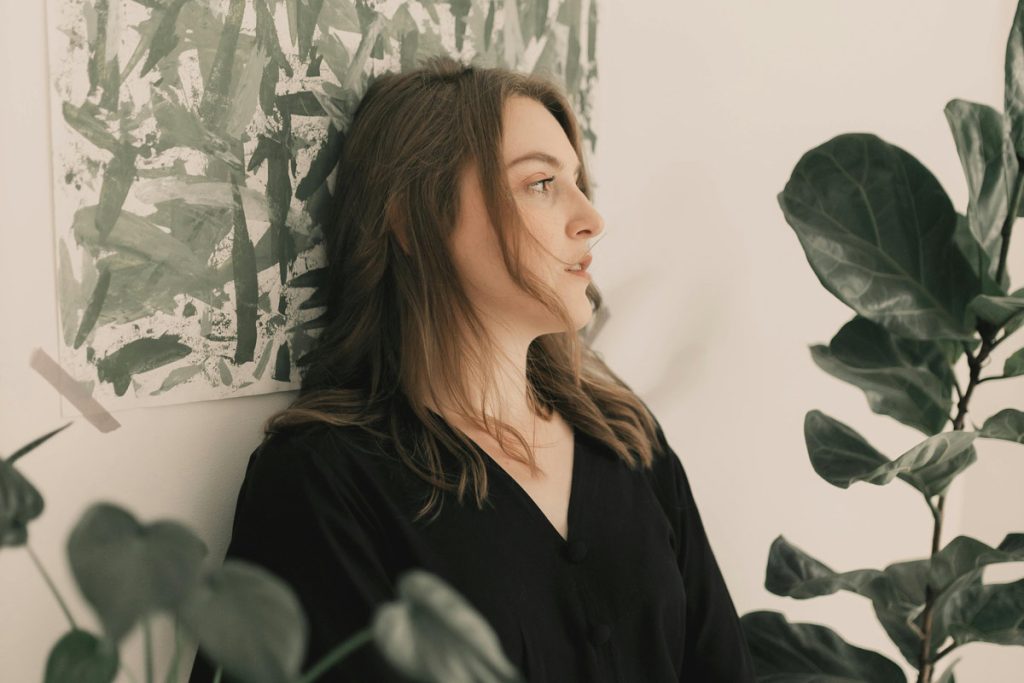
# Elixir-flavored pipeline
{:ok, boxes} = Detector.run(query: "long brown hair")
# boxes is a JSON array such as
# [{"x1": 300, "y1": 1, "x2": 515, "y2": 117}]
[{"x1": 267, "y1": 55, "x2": 663, "y2": 522}]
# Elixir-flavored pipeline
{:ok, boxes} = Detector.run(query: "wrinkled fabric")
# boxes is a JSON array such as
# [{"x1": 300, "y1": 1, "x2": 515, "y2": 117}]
[{"x1": 187, "y1": 406, "x2": 756, "y2": 682}]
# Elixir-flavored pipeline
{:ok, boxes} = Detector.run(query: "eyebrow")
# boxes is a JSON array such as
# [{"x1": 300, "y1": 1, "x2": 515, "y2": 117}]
[{"x1": 506, "y1": 151, "x2": 582, "y2": 179}]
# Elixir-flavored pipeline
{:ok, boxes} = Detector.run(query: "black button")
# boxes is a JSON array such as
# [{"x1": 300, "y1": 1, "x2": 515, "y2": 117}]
[
  {"x1": 590, "y1": 623, "x2": 611, "y2": 646},
  {"x1": 567, "y1": 540, "x2": 588, "y2": 563}
]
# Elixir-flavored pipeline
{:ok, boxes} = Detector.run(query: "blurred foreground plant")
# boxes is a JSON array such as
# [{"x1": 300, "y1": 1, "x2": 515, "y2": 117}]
[{"x1": 2, "y1": 425, "x2": 523, "y2": 683}]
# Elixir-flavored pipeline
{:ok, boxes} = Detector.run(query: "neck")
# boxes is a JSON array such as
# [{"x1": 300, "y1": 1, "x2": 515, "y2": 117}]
[{"x1": 424, "y1": 328, "x2": 551, "y2": 434}]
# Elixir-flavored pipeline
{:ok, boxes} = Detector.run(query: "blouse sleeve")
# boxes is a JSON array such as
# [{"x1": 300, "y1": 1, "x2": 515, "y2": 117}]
[
  {"x1": 649, "y1": 417, "x2": 758, "y2": 682},
  {"x1": 186, "y1": 428, "x2": 417, "y2": 683}
]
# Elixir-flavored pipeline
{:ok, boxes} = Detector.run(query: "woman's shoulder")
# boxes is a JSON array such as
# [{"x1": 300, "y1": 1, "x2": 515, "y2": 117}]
[
  {"x1": 637, "y1": 411, "x2": 693, "y2": 516},
  {"x1": 241, "y1": 422, "x2": 389, "y2": 495}
]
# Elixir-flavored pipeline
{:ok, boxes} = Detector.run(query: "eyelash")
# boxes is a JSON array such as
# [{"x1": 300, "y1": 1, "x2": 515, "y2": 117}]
[{"x1": 527, "y1": 176, "x2": 586, "y2": 196}]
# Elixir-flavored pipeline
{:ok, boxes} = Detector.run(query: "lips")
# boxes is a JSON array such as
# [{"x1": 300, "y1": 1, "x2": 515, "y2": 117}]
[{"x1": 565, "y1": 253, "x2": 593, "y2": 272}]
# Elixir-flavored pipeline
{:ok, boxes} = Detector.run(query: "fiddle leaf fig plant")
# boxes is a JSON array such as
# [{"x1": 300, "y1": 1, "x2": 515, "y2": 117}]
[
  {"x1": 738, "y1": 2, "x2": 1024, "y2": 682},
  {"x1": 4, "y1": 422, "x2": 523, "y2": 683}
]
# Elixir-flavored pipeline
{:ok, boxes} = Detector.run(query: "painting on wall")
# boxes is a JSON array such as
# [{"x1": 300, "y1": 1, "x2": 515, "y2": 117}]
[{"x1": 44, "y1": 0, "x2": 599, "y2": 414}]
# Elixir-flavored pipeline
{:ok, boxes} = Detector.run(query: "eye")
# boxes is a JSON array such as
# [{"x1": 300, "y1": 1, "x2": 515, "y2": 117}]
[{"x1": 528, "y1": 176, "x2": 556, "y2": 195}]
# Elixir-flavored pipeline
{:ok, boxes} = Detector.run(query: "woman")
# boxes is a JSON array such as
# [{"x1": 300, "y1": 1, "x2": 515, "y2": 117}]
[{"x1": 188, "y1": 55, "x2": 756, "y2": 682}]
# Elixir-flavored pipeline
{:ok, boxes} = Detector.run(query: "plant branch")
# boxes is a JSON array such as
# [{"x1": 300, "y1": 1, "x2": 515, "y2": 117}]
[
  {"x1": 932, "y1": 641, "x2": 957, "y2": 665},
  {"x1": 164, "y1": 615, "x2": 181, "y2": 683},
  {"x1": 917, "y1": 333, "x2": 995, "y2": 683},
  {"x1": 25, "y1": 542, "x2": 77, "y2": 630},
  {"x1": 977, "y1": 373, "x2": 1010, "y2": 384},
  {"x1": 144, "y1": 617, "x2": 154, "y2": 683},
  {"x1": 296, "y1": 628, "x2": 374, "y2": 683}
]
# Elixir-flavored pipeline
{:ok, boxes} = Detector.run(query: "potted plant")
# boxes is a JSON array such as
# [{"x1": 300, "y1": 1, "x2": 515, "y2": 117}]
[{"x1": 738, "y1": 3, "x2": 1024, "y2": 682}]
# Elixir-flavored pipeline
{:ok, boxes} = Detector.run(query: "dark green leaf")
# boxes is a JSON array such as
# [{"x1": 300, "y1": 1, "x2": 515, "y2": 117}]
[
  {"x1": 178, "y1": 561, "x2": 308, "y2": 683},
  {"x1": 944, "y1": 99, "x2": 1017, "y2": 281},
  {"x1": 931, "y1": 575, "x2": 1024, "y2": 649},
  {"x1": 67, "y1": 503, "x2": 207, "y2": 642},
  {"x1": 928, "y1": 533, "x2": 1024, "y2": 594},
  {"x1": 0, "y1": 458, "x2": 44, "y2": 547},
  {"x1": 1005, "y1": 0, "x2": 1024, "y2": 155},
  {"x1": 804, "y1": 410, "x2": 890, "y2": 489},
  {"x1": 925, "y1": 532, "x2": 1024, "y2": 652},
  {"x1": 44, "y1": 629, "x2": 119, "y2": 683},
  {"x1": 373, "y1": 569, "x2": 525, "y2": 683},
  {"x1": 779, "y1": 133, "x2": 981, "y2": 340},
  {"x1": 1005, "y1": 347, "x2": 1024, "y2": 377},
  {"x1": 738, "y1": 610, "x2": 907, "y2": 682},
  {"x1": 952, "y1": 212, "x2": 1009, "y2": 295},
  {"x1": 876, "y1": 431, "x2": 977, "y2": 497},
  {"x1": 764, "y1": 535, "x2": 927, "y2": 665},
  {"x1": 979, "y1": 408, "x2": 1024, "y2": 444},
  {"x1": 803, "y1": 410, "x2": 974, "y2": 498},
  {"x1": 967, "y1": 288, "x2": 1024, "y2": 328},
  {"x1": 809, "y1": 316, "x2": 954, "y2": 435},
  {"x1": 7, "y1": 422, "x2": 72, "y2": 465}
]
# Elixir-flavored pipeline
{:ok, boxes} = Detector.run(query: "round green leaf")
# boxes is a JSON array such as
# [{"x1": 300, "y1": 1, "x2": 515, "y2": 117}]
[
  {"x1": 764, "y1": 535, "x2": 931, "y2": 665},
  {"x1": 0, "y1": 458, "x2": 44, "y2": 548},
  {"x1": 372, "y1": 569, "x2": 524, "y2": 683},
  {"x1": 944, "y1": 99, "x2": 1016, "y2": 282},
  {"x1": 739, "y1": 609, "x2": 906, "y2": 682},
  {"x1": 979, "y1": 408, "x2": 1024, "y2": 444},
  {"x1": 810, "y1": 316, "x2": 954, "y2": 436},
  {"x1": 67, "y1": 502, "x2": 207, "y2": 642},
  {"x1": 967, "y1": 290, "x2": 1024, "y2": 328},
  {"x1": 1005, "y1": 347, "x2": 1024, "y2": 378},
  {"x1": 932, "y1": 575, "x2": 1024, "y2": 649},
  {"x1": 804, "y1": 410, "x2": 890, "y2": 489},
  {"x1": 178, "y1": 560, "x2": 308, "y2": 683},
  {"x1": 780, "y1": 132, "x2": 981, "y2": 341},
  {"x1": 44, "y1": 629, "x2": 119, "y2": 683}
]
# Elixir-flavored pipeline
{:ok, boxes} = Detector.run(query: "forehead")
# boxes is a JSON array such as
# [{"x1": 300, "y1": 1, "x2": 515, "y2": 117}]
[{"x1": 501, "y1": 96, "x2": 578, "y2": 165}]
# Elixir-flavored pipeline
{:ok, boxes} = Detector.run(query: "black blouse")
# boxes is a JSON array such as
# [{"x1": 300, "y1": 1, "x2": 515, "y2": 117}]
[{"x1": 187, "y1": 406, "x2": 756, "y2": 682}]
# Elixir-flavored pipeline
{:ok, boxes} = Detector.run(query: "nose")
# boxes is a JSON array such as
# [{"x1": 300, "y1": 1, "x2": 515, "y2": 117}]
[{"x1": 569, "y1": 187, "x2": 604, "y2": 240}]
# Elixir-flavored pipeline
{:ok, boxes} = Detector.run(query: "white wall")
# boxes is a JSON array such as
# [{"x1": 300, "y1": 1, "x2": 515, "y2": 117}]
[{"x1": 2, "y1": 1, "x2": 1022, "y2": 681}]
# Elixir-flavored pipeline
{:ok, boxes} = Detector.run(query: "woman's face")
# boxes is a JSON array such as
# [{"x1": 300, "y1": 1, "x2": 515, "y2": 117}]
[{"x1": 450, "y1": 95, "x2": 605, "y2": 337}]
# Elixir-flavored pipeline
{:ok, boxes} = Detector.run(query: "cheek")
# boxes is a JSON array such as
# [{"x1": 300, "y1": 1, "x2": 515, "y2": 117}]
[{"x1": 452, "y1": 223, "x2": 517, "y2": 295}]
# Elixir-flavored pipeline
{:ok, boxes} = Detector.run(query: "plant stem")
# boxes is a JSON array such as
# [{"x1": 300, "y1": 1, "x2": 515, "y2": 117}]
[
  {"x1": 916, "y1": 334, "x2": 994, "y2": 683},
  {"x1": 144, "y1": 617, "x2": 154, "y2": 683},
  {"x1": 295, "y1": 628, "x2": 374, "y2": 683},
  {"x1": 25, "y1": 541, "x2": 77, "y2": 630},
  {"x1": 976, "y1": 373, "x2": 1009, "y2": 384},
  {"x1": 164, "y1": 615, "x2": 181, "y2": 683},
  {"x1": 932, "y1": 641, "x2": 956, "y2": 664}
]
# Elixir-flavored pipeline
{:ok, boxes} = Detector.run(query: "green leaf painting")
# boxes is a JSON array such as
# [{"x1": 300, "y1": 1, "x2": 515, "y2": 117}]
[{"x1": 44, "y1": 0, "x2": 599, "y2": 409}]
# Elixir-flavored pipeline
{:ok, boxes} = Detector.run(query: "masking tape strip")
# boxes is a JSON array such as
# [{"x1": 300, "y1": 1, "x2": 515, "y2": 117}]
[{"x1": 29, "y1": 348, "x2": 121, "y2": 433}]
